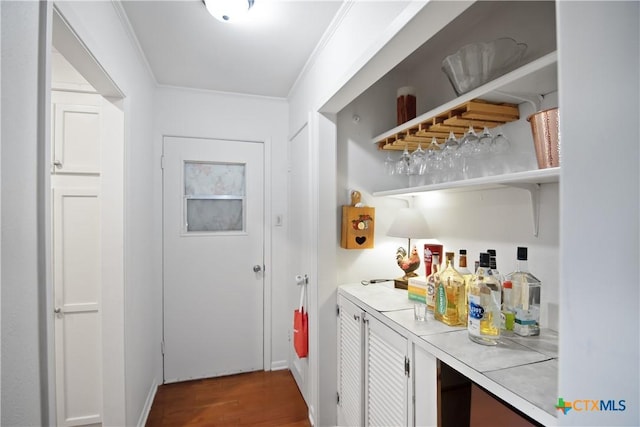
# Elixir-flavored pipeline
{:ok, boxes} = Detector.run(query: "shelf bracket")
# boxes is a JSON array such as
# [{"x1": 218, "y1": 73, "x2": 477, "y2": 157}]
[
  {"x1": 493, "y1": 90, "x2": 543, "y2": 113},
  {"x1": 506, "y1": 183, "x2": 541, "y2": 237}
]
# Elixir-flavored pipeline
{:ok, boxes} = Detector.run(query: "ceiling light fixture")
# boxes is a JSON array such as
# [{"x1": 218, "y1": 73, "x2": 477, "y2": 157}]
[{"x1": 204, "y1": 0, "x2": 255, "y2": 23}]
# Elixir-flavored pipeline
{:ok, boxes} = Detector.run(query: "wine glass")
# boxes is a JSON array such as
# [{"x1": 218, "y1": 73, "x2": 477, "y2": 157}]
[
  {"x1": 458, "y1": 126, "x2": 479, "y2": 179},
  {"x1": 384, "y1": 152, "x2": 397, "y2": 175},
  {"x1": 475, "y1": 127, "x2": 493, "y2": 177},
  {"x1": 440, "y1": 131, "x2": 460, "y2": 182},
  {"x1": 410, "y1": 144, "x2": 426, "y2": 175},
  {"x1": 396, "y1": 145, "x2": 411, "y2": 175},
  {"x1": 489, "y1": 128, "x2": 511, "y2": 175}
]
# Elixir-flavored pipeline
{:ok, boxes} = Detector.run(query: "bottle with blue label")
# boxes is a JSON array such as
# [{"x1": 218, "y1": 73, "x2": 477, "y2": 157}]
[{"x1": 468, "y1": 252, "x2": 502, "y2": 345}]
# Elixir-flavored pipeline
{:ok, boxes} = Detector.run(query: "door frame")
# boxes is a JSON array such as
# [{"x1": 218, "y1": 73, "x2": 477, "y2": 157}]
[
  {"x1": 161, "y1": 134, "x2": 274, "y2": 377},
  {"x1": 44, "y1": 5, "x2": 126, "y2": 425}
]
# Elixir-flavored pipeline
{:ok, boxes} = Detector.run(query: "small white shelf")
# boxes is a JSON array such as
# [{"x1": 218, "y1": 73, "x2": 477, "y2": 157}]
[
  {"x1": 373, "y1": 167, "x2": 560, "y2": 237},
  {"x1": 372, "y1": 167, "x2": 559, "y2": 197},
  {"x1": 371, "y1": 51, "x2": 558, "y2": 146}
]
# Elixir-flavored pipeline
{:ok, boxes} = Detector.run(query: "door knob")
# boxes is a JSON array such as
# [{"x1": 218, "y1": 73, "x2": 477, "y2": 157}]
[
  {"x1": 54, "y1": 307, "x2": 62, "y2": 314},
  {"x1": 253, "y1": 265, "x2": 262, "y2": 273}
]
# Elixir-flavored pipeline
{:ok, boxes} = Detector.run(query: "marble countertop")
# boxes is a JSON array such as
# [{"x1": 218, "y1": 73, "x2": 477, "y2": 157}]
[
  {"x1": 339, "y1": 282, "x2": 558, "y2": 426},
  {"x1": 338, "y1": 281, "x2": 414, "y2": 312}
]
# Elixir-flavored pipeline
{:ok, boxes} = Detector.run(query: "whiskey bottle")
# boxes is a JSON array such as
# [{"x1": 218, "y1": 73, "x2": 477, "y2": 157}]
[
  {"x1": 468, "y1": 252, "x2": 502, "y2": 345},
  {"x1": 505, "y1": 247, "x2": 541, "y2": 336},
  {"x1": 458, "y1": 249, "x2": 473, "y2": 325},
  {"x1": 435, "y1": 252, "x2": 466, "y2": 326},
  {"x1": 425, "y1": 252, "x2": 440, "y2": 313}
]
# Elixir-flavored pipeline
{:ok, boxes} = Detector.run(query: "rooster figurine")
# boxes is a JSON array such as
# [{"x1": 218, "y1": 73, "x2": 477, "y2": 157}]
[{"x1": 396, "y1": 245, "x2": 421, "y2": 281}]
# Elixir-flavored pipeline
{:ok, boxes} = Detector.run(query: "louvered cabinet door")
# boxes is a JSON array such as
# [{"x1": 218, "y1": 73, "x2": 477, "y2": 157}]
[
  {"x1": 337, "y1": 296, "x2": 364, "y2": 426},
  {"x1": 365, "y1": 314, "x2": 409, "y2": 427}
]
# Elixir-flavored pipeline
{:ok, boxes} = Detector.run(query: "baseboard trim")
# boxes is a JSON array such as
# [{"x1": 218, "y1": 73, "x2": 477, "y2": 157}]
[
  {"x1": 271, "y1": 359, "x2": 288, "y2": 371},
  {"x1": 137, "y1": 379, "x2": 158, "y2": 427},
  {"x1": 308, "y1": 404, "x2": 316, "y2": 427}
]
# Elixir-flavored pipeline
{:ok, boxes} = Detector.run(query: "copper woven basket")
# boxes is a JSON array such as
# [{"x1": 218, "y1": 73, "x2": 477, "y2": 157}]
[{"x1": 527, "y1": 107, "x2": 560, "y2": 168}]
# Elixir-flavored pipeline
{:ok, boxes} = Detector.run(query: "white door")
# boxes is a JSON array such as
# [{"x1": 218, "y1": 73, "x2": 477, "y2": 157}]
[
  {"x1": 288, "y1": 125, "x2": 311, "y2": 402},
  {"x1": 163, "y1": 136, "x2": 264, "y2": 382},
  {"x1": 53, "y1": 187, "x2": 102, "y2": 427},
  {"x1": 51, "y1": 89, "x2": 104, "y2": 427}
]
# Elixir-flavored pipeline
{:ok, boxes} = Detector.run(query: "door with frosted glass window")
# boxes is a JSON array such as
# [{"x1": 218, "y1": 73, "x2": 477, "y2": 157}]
[{"x1": 162, "y1": 136, "x2": 264, "y2": 382}]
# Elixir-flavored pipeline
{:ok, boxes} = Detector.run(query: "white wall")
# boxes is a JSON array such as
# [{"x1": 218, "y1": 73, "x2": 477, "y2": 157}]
[
  {"x1": 154, "y1": 87, "x2": 290, "y2": 369},
  {"x1": 1, "y1": 1, "x2": 161, "y2": 425},
  {"x1": 288, "y1": 2, "x2": 446, "y2": 425},
  {"x1": 288, "y1": 1, "x2": 417, "y2": 136},
  {"x1": 1, "y1": 2, "x2": 45, "y2": 425},
  {"x1": 53, "y1": 3, "x2": 160, "y2": 425},
  {"x1": 557, "y1": 2, "x2": 639, "y2": 425}
]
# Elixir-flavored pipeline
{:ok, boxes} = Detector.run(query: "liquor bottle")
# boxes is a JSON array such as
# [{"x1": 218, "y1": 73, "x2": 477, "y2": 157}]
[
  {"x1": 425, "y1": 252, "x2": 440, "y2": 313},
  {"x1": 458, "y1": 249, "x2": 473, "y2": 325},
  {"x1": 505, "y1": 247, "x2": 541, "y2": 336},
  {"x1": 487, "y1": 249, "x2": 503, "y2": 284},
  {"x1": 501, "y1": 280, "x2": 515, "y2": 335},
  {"x1": 434, "y1": 252, "x2": 466, "y2": 326},
  {"x1": 468, "y1": 252, "x2": 502, "y2": 345}
]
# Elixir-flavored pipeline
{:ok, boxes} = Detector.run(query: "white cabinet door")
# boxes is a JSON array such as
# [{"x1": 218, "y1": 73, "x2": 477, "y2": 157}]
[
  {"x1": 410, "y1": 339, "x2": 438, "y2": 427},
  {"x1": 338, "y1": 295, "x2": 439, "y2": 427},
  {"x1": 52, "y1": 91, "x2": 101, "y2": 175},
  {"x1": 53, "y1": 187, "x2": 102, "y2": 426},
  {"x1": 365, "y1": 314, "x2": 409, "y2": 427},
  {"x1": 337, "y1": 296, "x2": 364, "y2": 427}
]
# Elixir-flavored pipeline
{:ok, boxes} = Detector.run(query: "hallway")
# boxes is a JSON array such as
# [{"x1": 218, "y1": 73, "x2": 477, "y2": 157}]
[{"x1": 146, "y1": 370, "x2": 310, "y2": 426}]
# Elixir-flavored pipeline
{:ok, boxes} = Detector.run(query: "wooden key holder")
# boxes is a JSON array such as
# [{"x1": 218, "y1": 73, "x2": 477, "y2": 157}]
[{"x1": 340, "y1": 191, "x2": 375, "y2": 250}]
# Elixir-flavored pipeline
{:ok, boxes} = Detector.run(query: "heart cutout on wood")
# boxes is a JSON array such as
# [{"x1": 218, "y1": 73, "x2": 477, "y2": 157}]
[{"x1": 355, "y1": 236, "x2": 367, "y2": 245}]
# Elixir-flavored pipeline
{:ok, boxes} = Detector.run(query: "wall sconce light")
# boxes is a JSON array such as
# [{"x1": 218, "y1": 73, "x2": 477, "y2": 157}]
[{"x1": 204, "y1": 0, "x2": 255, "y2": 22}]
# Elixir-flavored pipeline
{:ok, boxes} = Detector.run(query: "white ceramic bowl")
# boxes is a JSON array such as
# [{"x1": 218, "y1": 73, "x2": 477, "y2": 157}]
[{"x1": 442, "y1": 38, "x2": 527, "y2": 95}]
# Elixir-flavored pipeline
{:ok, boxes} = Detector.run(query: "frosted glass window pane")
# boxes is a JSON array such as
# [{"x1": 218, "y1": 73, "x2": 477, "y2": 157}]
[
  {"x1": 184, "y1": 162, "x2": 245, "y2": 196},
  {"x1": 186, "y1": 199, "x2": 243, "y2": 232},
  {"x1": 184, "y1": 161, "x2": 245, "y2": 233}
]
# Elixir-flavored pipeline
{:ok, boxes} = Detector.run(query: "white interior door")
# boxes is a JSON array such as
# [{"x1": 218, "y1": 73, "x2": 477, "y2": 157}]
[
  {"x1": 53, "y1": 187, "x2": 102, "y2": 427},
  {"x1": 163, "y1": 136, "x2": 264, "y2": 382}
]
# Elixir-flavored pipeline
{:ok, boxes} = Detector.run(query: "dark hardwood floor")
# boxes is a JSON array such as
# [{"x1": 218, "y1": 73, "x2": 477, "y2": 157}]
[{"x1": 146, "y1": 369, "x2": 311, "y2": 427}]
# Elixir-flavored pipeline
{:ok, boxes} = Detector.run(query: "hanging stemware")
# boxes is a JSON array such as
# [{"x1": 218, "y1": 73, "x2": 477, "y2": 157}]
[
  {"x1": 396, "y1": 145, "x2": 411, "y2": 175},
  {"x1": 458, "y1": 126, "x2": 480, "y2": 179},
  {"x1": 474, "y1": 126, "x2": 493, "y2": 177},
  {"x1": 427, "y1": 137, "x2": 443, "y2": 184},
  {"x1": 384, "y1": 151, "x2": 397, "y2": 175},
  {"x1": 440, "y1": 131, "x2": 460, "y2": 182},
  {"x1": 410, "y1": 143, "x2": 426, "y2": 175}
]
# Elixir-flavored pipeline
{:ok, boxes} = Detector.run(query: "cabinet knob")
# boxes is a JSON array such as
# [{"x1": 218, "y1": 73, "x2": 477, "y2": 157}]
[
  {"x1": 53, "y1": 160, "x2": 63, "y2": 169},
  {"x1": 353, "y1": 314, "x2": 360, "y2": 321}
]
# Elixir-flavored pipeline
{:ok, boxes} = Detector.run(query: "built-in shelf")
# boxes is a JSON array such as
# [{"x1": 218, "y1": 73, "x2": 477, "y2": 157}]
[
  {"x1": 373, "y1": 167, "x2": 559, "y2": 237},
  {"x1": 371, "y1": 50, "x2": 559, "y2": 236},
  {"x1": 372, "y1": 51, "x2": 558, "y2": 149},
  {"x1": 372, "y1": 167, "x2": 559, "y2": 197}
]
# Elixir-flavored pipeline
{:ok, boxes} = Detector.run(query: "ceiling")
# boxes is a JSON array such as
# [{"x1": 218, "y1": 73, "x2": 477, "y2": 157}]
[{"x1": 121, "y1": 0, "x2": 343, "y2": 98}]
